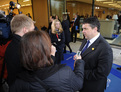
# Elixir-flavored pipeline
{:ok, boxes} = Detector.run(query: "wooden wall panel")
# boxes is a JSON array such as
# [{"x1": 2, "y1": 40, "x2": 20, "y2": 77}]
[
  {"x1": 19, "y1": 6, "x2": 33, "y2": 19},
  {"x1": 32, "y1": 0, "x2": 48, "y2": 30}
]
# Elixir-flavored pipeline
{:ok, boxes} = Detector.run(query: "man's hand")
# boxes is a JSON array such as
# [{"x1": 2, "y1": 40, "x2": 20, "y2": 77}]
[
  {"x1": 73, "y1": 54, "x2": 82, "y2": 60},
  {"x1": 73, "y1": 54, "x2": 82, "y2": 67}
]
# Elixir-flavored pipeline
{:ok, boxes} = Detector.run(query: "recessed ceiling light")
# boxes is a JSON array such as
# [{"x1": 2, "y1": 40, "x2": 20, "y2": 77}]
[
  {"x1": 103, "y1": 2, "x2": 113, "y2": 4},
  {"x1": 23, "y1": 0, "x2": 29, "y2": 2}
]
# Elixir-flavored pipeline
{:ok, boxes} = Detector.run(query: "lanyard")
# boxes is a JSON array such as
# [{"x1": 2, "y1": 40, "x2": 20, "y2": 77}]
[{"x1": 56, "y1": 34, "x2": 59, "y2": 39}]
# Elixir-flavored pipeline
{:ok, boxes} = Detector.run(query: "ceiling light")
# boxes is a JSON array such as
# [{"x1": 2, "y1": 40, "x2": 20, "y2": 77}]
[
  {"x1": 96, "y1": 0, "x2": 107, "y2": 1},
  {"x1": 23, "y1": 0, "x2": 29, "y2": 2},
  {"x1": 103, "y1": 2, "x2": 113, "y2": 4},
  {"x1": 109, "y1": 3, "x2": 117, "y2": 5},
  {"x1": 21, "y1": 5, "x2": 26, "y2": 7},
  {"x1": 25, "y1": 4, "x2": 31, "y2": 6},
  {"x1": 117, "y1": 1, "x2": 121, "y2": 3}
]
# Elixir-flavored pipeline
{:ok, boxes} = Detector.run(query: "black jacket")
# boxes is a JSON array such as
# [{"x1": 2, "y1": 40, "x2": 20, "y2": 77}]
[
  {"x1": 50, "y1": 31, "x2": 65, "y2": 49},
  {"x1": 79, "y1": 35, "x2": 113, "y2": 92},
  {"x1": 72, "y1": 17, "x2": 80, "y2": 31},
  {"x1": 61, "y1": 20, "x2": 71, "y2": 43},
  {"x1": 4, "y1": 34, "x2": 23, "y2": 85},
  {"x1": 10, "y1": 59, "x2": 85, "y2": 92},
  {"x1": 4, "y1": 34, "x2": 56, "y2": 86}
]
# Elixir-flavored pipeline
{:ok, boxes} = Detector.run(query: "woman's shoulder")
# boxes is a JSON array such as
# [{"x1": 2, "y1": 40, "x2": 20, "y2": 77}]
[{"x1": 57, "y1": 65, "x2": 73, "y2": 75}]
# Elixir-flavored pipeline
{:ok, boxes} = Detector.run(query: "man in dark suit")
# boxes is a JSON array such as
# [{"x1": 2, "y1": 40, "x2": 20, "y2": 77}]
[
  {"x1": 71, "y1": 14, "x2": 80, "y2": 43},
  {"x1": 74, "y1": 17, "x2": 113, "y2": 92}
]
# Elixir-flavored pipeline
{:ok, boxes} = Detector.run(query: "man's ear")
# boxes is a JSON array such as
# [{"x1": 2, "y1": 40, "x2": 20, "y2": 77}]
[
  {"x1": 23, "y1": 27, "x2": 28, "y2": 34},
  {"x1": 94, "y1": 27, "x2": 98, "y2": 32}
]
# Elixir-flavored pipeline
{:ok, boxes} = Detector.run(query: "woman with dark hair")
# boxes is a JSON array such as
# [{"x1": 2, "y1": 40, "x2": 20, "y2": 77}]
[
  {"x1": 9, "y1": 30, "x2": 85, "y2": 92},
  {"x1": 62, "y1": 14, "x2": 72, "y2": 53}
]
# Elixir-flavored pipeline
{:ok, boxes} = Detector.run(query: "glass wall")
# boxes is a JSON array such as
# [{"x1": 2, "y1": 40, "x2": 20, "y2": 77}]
[{"x1": 49, "y1": 0, "x2": 65, "y2": 21}]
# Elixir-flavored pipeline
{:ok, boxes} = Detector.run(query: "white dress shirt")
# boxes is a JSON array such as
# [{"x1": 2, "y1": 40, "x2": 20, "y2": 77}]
[{"x1": 88, "y1": 33, "x2": 100, "y2": 48}]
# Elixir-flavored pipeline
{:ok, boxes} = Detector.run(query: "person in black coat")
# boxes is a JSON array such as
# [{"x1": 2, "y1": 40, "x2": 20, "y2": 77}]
[
  {"x1": 47, "y1": 16, "x2": 55, "y2": 34},
  {"x1": 62, "y1": 14, "x2": 72, "y2": 53},
  {"x1": 4, "y1": 14, "x2": 35, "y2": 86},
  {"x1": 50, "y1": 19, "x2": 65, "y2": 64},
  {"x1": 71, "y1": 14, "x2": 80, "y2": 43},
  {"x1": 9, "y1": 30, "x2": 85, "y2": 92},
  {"x1": 74, "y1": 17, "x2": 113, "y2": 92}
]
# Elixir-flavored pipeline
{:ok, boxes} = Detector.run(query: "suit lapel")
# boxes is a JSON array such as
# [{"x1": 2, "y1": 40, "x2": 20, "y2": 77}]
[
  {"x1": 81, "y1": 35, "x2": 102, "y2": 57},
  {"x1": 79, "y1": 39, "x2": 87, "y2": 51}
]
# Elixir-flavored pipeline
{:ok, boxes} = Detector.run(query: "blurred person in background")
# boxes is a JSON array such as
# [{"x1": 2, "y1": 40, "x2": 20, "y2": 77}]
[{"x1": 62, "y1": 14, "x2": 72, "y2": 53}]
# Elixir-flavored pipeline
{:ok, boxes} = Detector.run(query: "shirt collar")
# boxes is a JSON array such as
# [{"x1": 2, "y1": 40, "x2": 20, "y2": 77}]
[{"x1": 88, "y1": 33, "x2": 100, "y2": 46}]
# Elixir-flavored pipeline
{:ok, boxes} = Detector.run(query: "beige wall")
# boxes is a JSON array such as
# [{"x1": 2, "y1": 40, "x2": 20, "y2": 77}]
[{"x1": 32, "y1": 0, "x2": 49, "y2": 30}]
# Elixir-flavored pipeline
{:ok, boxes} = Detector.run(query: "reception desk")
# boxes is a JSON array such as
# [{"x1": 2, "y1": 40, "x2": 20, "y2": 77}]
[{"x1": 99, "y1": 20, "x2": 115, "y2": 39}]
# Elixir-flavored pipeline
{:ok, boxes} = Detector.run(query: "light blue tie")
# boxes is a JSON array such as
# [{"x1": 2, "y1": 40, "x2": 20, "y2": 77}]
[{"x1": 81, "y1": 40, "x2": 90, "y2": 54}]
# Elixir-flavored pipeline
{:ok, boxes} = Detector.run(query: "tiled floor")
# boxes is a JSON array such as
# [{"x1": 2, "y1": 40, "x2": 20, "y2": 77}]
[
  {"x1": 66, "y1": 41, "x2": 121, "y2": 66},
  {"x1": 112, "y1": 34, "x2": 121, "y2": 46}
]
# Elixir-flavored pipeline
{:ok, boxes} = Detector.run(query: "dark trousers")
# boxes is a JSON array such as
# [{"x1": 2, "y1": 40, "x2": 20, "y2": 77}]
[
  {"x1": 64, "y1": 43, "x2": 72, "y2": 52},
  {"x1": 71, "y1": 27, "x2": 77, "y2": 42},
  {"x1": 55, "y1": 47, "x2": 63, "y2": 64}
]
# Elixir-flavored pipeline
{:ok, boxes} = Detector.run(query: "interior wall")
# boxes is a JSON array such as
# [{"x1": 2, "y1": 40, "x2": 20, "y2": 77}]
[
  {"x1": 67, "y1": 1, "x2": 92, "y2": 20},
  {"x1": 51, "y1": 0, "x2": 65, "y2": 21},
  {"x1": 19, "y1": 6, "x2": 33, "y2": 19},
  {"x1": 66, "y1": 1, "x2": 119, "y2": 20},
  {"x1": 32, "y1": 0, "x2": 48, "y2": 30}
]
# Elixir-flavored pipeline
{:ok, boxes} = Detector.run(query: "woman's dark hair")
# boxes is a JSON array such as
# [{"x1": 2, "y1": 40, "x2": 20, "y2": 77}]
[
  {"x1": 20, "y1": 30, "x2": 53, "y2": 71},
  {"x1": 83, "y1": 17, "x2": 100, "y2": 32},
  {"x1": 63, "y1": 14, "x2": 67, "y2": 20}
]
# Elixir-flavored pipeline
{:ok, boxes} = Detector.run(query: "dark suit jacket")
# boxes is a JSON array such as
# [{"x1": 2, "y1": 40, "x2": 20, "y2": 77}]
[
  {"x1": 72, "y1": 17, "x2": 80, "y2": 31},
  {"x1": 79, "y1": 35, "x2": 113, "y2": 92}
]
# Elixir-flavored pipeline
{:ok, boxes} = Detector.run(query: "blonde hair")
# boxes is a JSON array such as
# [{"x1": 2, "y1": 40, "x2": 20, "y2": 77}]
[
  {"x1": 51, "y1": 19, "x2": 63, "y2": 34},
  {"x1": 10, "y1": 14, "x2": 34, "y2": 33}
]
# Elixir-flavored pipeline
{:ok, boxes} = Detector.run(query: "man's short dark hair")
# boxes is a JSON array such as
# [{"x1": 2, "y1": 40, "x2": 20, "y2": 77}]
[{"x1": 83, "y1": 17, "x2": 100, "y2": 32}]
